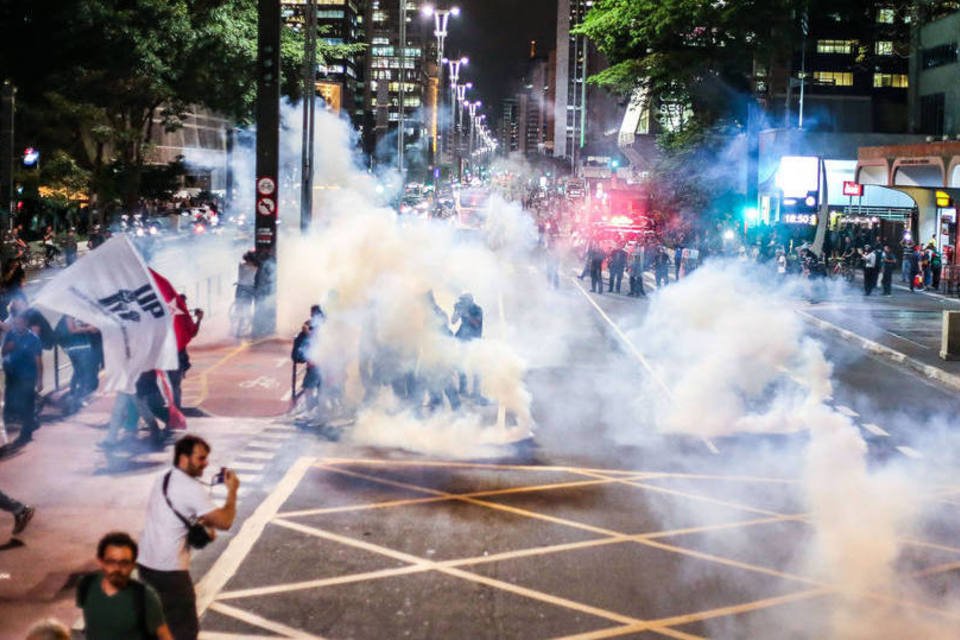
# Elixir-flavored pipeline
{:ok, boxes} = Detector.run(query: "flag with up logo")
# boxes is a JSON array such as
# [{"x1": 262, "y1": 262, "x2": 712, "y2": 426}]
[{"x1": 33, "y1": 235, "x2": 179, "y2": 393}]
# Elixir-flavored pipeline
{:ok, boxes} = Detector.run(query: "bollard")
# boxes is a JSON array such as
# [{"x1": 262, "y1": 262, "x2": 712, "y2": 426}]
[
  {"x1": 54, "y1": 346, "x2": 60, "y2": 390},
  {"x1": 290, "y1": 361, "x2": 298, "y2": 409},
  {"x1": 940, "y1": 310, "x2": 960, "y2": 361}
]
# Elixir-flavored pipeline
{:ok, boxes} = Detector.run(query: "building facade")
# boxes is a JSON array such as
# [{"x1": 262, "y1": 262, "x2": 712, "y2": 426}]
[
  {"x1": 363, "y1": 0, "x2": 431, "y2": 171},
  {"x1": 753, "y1": 4, "x2": 911, "y2": 134}
]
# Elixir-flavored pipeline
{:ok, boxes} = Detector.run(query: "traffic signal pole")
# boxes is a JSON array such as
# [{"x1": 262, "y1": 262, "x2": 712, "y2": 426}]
[{"x1": 252, "y1": 0, "x2": 281, "y2": 336}]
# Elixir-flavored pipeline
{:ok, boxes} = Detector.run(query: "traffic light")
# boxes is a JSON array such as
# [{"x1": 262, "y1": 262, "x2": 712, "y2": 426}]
[
  {"x1": 742, "y1": 206, "x2": 759, "y2": 223},
  {"x1": 611, "y1": 159, "x2": 620, "y2": 169}
]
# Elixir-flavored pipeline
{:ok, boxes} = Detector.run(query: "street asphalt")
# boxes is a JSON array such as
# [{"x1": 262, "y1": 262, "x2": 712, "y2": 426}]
[{"x1": 1, "y1": 259, "x2": 959, "y2": 639}]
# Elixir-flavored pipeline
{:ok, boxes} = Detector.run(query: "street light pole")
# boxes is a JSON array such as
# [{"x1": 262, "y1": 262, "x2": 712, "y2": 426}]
[
  {"x1": 422, "y1": 5, "x2": 459, "y2": 168},
  {"x1": 300, "y1": 0, "x2": 317, "y2": 232}
]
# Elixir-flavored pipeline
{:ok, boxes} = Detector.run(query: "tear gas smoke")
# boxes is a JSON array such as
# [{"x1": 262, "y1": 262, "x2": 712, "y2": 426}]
[
  {"x1": 632, "y1": 261, "x2": 946, "y2": 637},
  {"x1": 273, "y1": 106, "x2": 543, "y2": 456}
]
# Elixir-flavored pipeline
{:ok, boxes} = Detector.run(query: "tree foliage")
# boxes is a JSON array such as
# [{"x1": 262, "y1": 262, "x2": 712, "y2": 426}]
[{"x1": 0, "y1": 0, "x2": 361, "y2": 209}]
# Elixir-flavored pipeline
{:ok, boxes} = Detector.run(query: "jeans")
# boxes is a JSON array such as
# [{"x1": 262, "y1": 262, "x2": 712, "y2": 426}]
[
  {"x1": 901, "y1": 259, "x2": 911, "y2": 283},
  {"x1": 608, "y1": 269, "x2": 624, "y2": 293},
  {"x1": 0, "y1": 489, "x2": 25, "y2": 515},
  {"x1": 138, "y1": 565, "x2": 198, "y2": 640}
]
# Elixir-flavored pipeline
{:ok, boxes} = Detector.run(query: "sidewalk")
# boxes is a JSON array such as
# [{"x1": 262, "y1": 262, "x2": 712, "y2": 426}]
[
  {"x1": 798, "y1": 280, "x2": 960, "y2": 391},
  {"x1": 0, "y1": 333, "x2": 297, "y2": 638}
]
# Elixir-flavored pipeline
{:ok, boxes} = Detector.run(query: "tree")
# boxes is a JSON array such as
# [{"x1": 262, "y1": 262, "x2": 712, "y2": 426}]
[{"x1": 0, "y1": 0, "x2": 361, "y2": 210}]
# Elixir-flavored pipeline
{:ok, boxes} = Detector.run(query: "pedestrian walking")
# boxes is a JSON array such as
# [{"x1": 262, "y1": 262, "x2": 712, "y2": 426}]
[
  {"x1": 138, "y1": 435, "x2": 240, "y2": 640},
  {"x1": 608, "y1": 245, "x2": 628, "y2": 294},
  {"x1": 77, "y1": 531, "x2": 173, "y2": 640},
  {"x1": 881, "y1": 245, "x2": 897, "y2": 296},
  {"x1": 0, "y1": 488, "x2": 34, "y2": 535},
  {"x1": 674, "y1": 244, "x2": 684, "y2": 281}
]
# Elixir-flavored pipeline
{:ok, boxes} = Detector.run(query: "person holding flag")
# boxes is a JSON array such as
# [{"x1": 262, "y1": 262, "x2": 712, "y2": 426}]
[{"x1": 32, "y1": 235, "x2": 182, "y2": 446}]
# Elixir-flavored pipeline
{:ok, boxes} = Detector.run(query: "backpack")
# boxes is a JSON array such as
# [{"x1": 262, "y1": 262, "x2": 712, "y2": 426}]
[
  {"x1": 932, "y1": 253, "x2": 942, "y2": 268},
  {"x1": 77, "y1": 572, "x2": 156, "y2": 640}
]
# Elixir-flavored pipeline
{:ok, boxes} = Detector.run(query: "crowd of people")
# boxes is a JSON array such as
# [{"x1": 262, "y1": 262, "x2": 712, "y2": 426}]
[{"x1": 290, "y1": 290, "x2": 488, "y2": 420}]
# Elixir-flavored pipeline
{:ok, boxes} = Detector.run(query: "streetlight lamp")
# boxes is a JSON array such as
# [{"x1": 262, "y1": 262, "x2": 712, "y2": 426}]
[
  {"x1": 421, "y1": 4, "x2": 459, "y2": 166},
  {"x1": 445, "y1": 57, "x2": 467, "y2": 173}
]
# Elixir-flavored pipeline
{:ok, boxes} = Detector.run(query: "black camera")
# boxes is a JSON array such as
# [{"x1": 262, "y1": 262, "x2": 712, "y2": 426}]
[{"x1": 212, "y1": 467, "x2": 226, "y2": 485}]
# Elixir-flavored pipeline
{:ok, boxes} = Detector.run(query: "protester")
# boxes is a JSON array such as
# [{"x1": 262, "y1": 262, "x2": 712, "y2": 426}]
[
  {"x1": 56, "y1": 314, "x2": 100, "y2": 411},
  {"x1": 292, "y1": 319, "x2": 321, "y2": 413},
  {"x1": 77, "y1": 531, "x2": 172, "y2": 640},
  {"x1": 138, "y1": 435, "x2": 239, "y2": 640},
  {"x1": 0, "y1": 488, "x2": 34, "y2": 534},
  {"x1": 2, "y1": 312, "x2": 43, "y2": 443},
  {"x1": 930, "y1": 244, "x2": 943, "y2": 290},
  {"x1": 452, "y1": 293, "x2": 484, "y2": 399}
]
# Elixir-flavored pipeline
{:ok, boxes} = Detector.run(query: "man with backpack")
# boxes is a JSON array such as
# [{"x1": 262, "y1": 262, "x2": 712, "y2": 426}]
[{"x1": 77, "y1": 531, "x2": 172, "y2": 640}]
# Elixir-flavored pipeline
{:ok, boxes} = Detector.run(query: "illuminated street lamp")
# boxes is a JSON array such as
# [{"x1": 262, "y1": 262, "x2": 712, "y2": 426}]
[
  {"x1": 445, "y1": 56, "x2": 467, "y2": 164},
  {"x1": 421, "y1": 5, "x2": 460, "y2": 164}
]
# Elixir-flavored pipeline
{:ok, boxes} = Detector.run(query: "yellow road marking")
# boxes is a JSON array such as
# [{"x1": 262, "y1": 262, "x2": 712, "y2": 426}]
[
  {"x1": 317, "y1": 456, "x2": 798, "y2": 484},
  {"x1": 315, "y1": 463, "x2": 623, "y2": 537},
  {"x1": 276, "y1": 477, "x2": 624, "y2": 518},
  {"x1": 209, "y1": 457, "x2": 960, "y2": 635},
  {"x1": 258, "y1": 518, "x2": 643, "y2": 626},
  {"x1": 316, "y1": 457, "x2": 661, "y2": 477}
]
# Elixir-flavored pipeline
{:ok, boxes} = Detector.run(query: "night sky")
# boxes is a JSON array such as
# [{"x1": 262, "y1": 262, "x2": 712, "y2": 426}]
[{"x1": 435, "y1": 0, "x2": 557, "y2": 116}]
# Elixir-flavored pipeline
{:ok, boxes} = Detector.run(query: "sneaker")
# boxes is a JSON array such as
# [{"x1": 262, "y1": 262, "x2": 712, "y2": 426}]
[{"x1": 13, "y1": 506, "x2": 34, "y2": 535}]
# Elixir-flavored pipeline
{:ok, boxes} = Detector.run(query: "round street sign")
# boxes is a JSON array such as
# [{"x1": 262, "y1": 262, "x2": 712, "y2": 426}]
[
  {"x1": 256, "y1": 197, "x2": 277, "y2": 217},
  {"x1": 257, "y1": 176, "x2": 276, "y2": 196}
]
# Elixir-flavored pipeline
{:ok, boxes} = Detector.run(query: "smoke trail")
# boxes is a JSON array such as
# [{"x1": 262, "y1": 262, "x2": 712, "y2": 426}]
[{"x1": 631, "y1": 261, "x2": 929, "y2": 637}]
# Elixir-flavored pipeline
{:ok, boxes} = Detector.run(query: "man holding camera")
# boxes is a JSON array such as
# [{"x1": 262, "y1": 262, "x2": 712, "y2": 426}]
[{"x1": 137, "y1": 435, "x2": 239, "y2": 640}]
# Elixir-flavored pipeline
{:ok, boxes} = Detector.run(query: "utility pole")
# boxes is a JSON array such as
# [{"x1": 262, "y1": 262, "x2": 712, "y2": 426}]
[
  {"x1": 300, "y1": 0, "x2": 318, "y2": 232},
  {"x1": 253, "y1": 0, "x2": 281, "y2": 336},
  {"x1": 0, "y1": 81, "x2": 14, "y2": 230}
]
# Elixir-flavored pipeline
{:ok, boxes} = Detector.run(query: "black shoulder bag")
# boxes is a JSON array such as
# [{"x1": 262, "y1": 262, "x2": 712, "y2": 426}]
[{"x1": 162, "y1": 471, "x2": 213, "y2": 550}]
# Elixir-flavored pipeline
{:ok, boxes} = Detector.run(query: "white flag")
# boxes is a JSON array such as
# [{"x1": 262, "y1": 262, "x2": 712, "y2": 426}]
[{"x1": 33, "y1": 235, "x2": 178, "y2": 393}]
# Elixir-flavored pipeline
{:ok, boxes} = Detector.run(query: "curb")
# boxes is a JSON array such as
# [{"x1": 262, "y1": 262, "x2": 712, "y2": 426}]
[{"x1": 796, "y1": 309, "x2": 960, "y2": 394}]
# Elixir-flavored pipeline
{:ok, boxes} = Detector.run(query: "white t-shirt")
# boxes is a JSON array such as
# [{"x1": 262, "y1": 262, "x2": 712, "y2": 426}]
[{"x1": 139, "y1": 468, "x2": 215, "y2": 571}]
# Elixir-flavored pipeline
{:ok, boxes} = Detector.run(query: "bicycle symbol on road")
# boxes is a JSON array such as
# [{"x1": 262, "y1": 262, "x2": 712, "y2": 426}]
[{"x1": 239, "y1": 376, "x2": 280, "y2": 390}]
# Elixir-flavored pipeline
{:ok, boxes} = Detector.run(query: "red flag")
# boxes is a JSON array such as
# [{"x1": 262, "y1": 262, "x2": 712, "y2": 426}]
[{"x1": 150, "y1": 269, "x2": 199, "y2": 351}]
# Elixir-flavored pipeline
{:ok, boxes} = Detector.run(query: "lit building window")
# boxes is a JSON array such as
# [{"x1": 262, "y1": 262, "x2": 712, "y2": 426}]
[
  {"x1": 816, "y1": 39, "x2": 856, "y2": 54},
  {"x1": 812, "y1": 71, "x2": 853, "y2": 86},
  {"x1": 873, "y1": 73, "x2": 908, "y2": 88},
  {"x1": 877, "y1": 8, "x2": 895, "y2": 24},
  {"x1": 873, "y1": 41, "x2": 893, "y2": 56}
]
